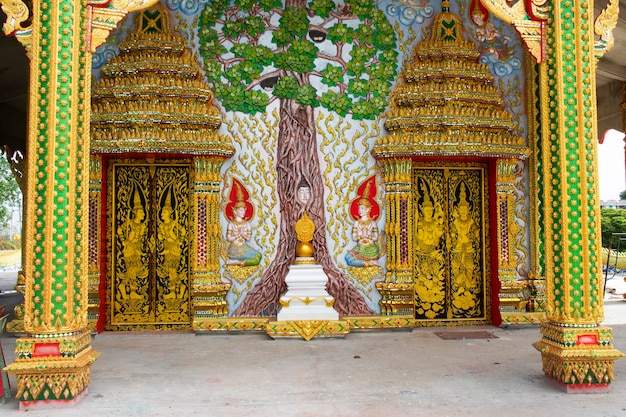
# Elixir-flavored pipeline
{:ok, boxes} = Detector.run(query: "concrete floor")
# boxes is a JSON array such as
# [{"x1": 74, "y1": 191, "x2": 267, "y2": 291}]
[{"x1": 1, "y1": 272, "x2": 626, "y2": 416}]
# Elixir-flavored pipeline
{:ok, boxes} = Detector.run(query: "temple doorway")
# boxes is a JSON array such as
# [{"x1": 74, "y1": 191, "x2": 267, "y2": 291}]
[
  {"x1": 106, "y1": 159, "x2": 192, "y2": 330},
  {"x1": 413, "y1": 163, "x2": 491, "y2": 325}
]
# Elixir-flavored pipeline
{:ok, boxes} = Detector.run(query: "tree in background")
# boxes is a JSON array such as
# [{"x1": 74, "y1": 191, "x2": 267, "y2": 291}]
[
  {"x1": 0, "y1": 149, "x2": 21, "y2": 231},
  {"x1": 198, "y1": 0, "x2": 397, "y2": 316},
  {"x1": 620, "y1": 190, "x2": 626, "y2": 200},
  {"x1": 601, "y1": 208, "x2": 626, "y2": 249}
]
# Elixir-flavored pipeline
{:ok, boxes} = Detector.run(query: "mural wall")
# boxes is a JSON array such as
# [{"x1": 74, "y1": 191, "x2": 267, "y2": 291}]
[{"x1": 90, "y1": 0, "x2": 535, "y2": 327}]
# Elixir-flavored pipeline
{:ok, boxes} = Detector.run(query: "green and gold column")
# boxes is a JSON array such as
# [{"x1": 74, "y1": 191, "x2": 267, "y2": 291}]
[
  {"x1": 532, "y1": 0, "x2": 623, "y2": 391},
  {"x1": 3, "y1": 0, "x2": 99, "y2": 407}
]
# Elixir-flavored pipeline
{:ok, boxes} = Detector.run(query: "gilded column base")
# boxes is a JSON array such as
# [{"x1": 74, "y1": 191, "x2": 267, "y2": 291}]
[
  {"x1": 375, "y1": 282, "x2": 414, "y2": 316},
  {"x1": 266, "y1": 319, "x2": 350, "y2": 341},
  {"x1": 4, "y1": 330, "x2": 99, "y2": 407},
  {"x1": 498, "y1": 280, "x2": 528, "y2": 314},
  {"x1": 533, "y1": 322, "x2": 624, "y2": 393},
  {"x1": 191, "y1": 282, "x2": 231, "y2": 331}
]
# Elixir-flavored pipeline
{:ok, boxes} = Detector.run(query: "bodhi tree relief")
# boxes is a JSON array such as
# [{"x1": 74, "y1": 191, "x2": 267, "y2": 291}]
[{"x1": 199, "y1": 0, "x2": 398, "y2": 316}]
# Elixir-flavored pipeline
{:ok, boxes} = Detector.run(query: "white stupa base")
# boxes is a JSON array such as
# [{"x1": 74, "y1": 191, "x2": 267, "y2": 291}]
[{"x1": 277, "y1": 262, "x2": 339, "y2": 321}]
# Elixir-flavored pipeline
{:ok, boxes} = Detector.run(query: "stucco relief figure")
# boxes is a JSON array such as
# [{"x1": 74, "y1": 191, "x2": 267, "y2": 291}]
[
  {"x1": 157, "y1": 188, "x2": 187, "y2": 299},
  {"x1": 117, "y1": 187, "x2": 149, "y2": 300},
  {"x1": 470, "y1": 0, "x2": 508, "y2": 59},
  {"x1": 225, "y1": 178, "x2": 261, "y2": 267},
  {"x1": 345, "y1": 176, "x2": 381, "y2": 267}
]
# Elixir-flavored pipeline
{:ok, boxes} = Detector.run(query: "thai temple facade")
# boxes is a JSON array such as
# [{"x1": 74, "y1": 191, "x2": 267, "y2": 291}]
[{"x1": 0, "y1": 0, "x2": 624, "y2": 407}]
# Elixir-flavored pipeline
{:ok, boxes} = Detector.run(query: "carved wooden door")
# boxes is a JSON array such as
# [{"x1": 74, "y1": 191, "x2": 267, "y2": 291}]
[
  {"x1": 108, "y1": 160, "x2": 191, "y2": 330},
  {"x1": 413, "y1": 164, "x2": 491, "y2": 325}
]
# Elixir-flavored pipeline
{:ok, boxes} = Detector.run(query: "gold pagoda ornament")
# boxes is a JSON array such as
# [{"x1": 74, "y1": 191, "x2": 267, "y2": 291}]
[
  {"x1": 90, "y1": 4, "x2": 233, "y2": 157},
  {"x1": 373, "y1": 0, "x2": 528, "y2": 160},
  {"x1": 295, "y1": 211, "x2": 316, "y2": 263}
]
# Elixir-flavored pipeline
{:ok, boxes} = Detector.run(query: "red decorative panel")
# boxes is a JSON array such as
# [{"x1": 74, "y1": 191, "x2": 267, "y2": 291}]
[
  {"x1": 577, "y1": 334, "x2": 598, "y2": 345},
  {"x1": 33, "y1": 343, "x2": 61, "y2": 357}
]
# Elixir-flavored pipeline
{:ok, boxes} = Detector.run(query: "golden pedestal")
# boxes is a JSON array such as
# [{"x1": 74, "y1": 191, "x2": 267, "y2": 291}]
[
  {"x1": 266, "y1": 320, "x2": 350, "y2": 341},
  {"x1": 5, "y1": 330, "x2": 99, "y2": 408},
  {"x1": 533, "y1": 322, "x2": 624, "y2": 392}
]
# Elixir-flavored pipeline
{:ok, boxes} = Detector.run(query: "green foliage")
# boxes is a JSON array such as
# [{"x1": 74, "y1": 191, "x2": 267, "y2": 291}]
[
  {"x1": 350, "y1": 0, "x2": 375, "y2": 19},
  {"x1": 309, "y1": 0, "x2": 335, "y2": 17},
  {"x1": 356, "y1": 23, "x2": 374, "y2": 44},
  {"x1": 232, "y1": 44, "x2": 274, "y2": 66},
  {"x1": 274, "y1": 76, "x2": 300, "y2": 99},
  {"x1": 273, "y1": 78, "x2": 318, "y2": 106},
  {"x1": 258, "y1": 0, "x2": 282, "y2": 11},
  {"x1": 327, "y1": 23, "x2": 354, "y2": 44},
  {"x1": 198, "y1": 28, "x2": 226, "y2": 59},
  {"x1": 202, "y1": 60, "x2": 223, "y2": 84},
  {"x1": 225, "y1": 60, "x2": 264, "y2": 83},
  {"x1": 0, "y1": 154, "x2": 20, "y2": 229},
  {"x1": 601, "y1": 208, "x2": 626, "y2": 248},
  {"x1": 214, "y1": 84, "x2": 268, "y2": 113},
  {"x1": 320, "y1": 64, "x2": 344, "y2": 87},
  {"x1": 620, "y1": 190, "x2": 626, "y2": 200},
  {"x1": 200, "y1": 0, "x2": 228, "y2": 24},
  {"x1": 348, "y1": 78, "x2": 369, "y2": 97},
  {"x1": 197, "y1": 0, "x2": 399, "y2": 117},
  {"x1": 222, "y1": 14, "x2": 267, "y2": 39},
  {"x1": 235, "y1": 0, "x2": 257, "y2": 10},
  {"x1": 275, "y1": 40, "x2": 318, "y2": 73},
  {"x1": 296, "y1": 84, "x2": 318, "y2": 107},
  {"x1": 242, "y1": 15, "x2": 267, "y2": 39},
  {"x1": 274, "y1": 7, "x2": 309, "y2": 46},
  {"x1": 320, "y1": 91, "x2": 351, "y2": 117}
]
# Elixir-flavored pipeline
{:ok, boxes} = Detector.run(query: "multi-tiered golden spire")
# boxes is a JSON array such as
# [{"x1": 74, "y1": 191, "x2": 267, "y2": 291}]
[
  {"x1": 373, "y1": 3, "x2": 528, "y2": 159},
  {"x1": 90, "y1": 4, "x2": 233, "y2": 157}
]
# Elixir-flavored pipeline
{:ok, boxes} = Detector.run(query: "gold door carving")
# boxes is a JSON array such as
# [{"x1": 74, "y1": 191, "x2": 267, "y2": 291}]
[
  {"x1": 413, "y1": 165, "x2": 490, "y2": 325},
  {"x1": 109, "y1": 161, "x2": 192, "y2": 330}
]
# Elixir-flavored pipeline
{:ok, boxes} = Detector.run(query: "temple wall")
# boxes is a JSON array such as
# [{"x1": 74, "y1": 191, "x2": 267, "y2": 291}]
[{"x1": 90, "y1": 0, "x2": 536, "y2": 324}]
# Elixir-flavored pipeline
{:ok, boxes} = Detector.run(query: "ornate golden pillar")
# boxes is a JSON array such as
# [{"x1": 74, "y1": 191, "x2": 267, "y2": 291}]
[
  {"x1": 532, "y1": 0, "x2": 623, "y2": 391},
  {"x1": 87, "y1": 155, "x2": 104, "y2": 332},
  {"x1": 375, "y1": 158, "x2": 414, "y2": 317},
  {"x1": 192, "y1": 157, "x2": 232, "y2": 330},
  {"x1": 495, "y1": 158, "x2": 527, "y2": 315},
  {"x1": 2, "y1": 0, "x2": 99, "y2": 406}
]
